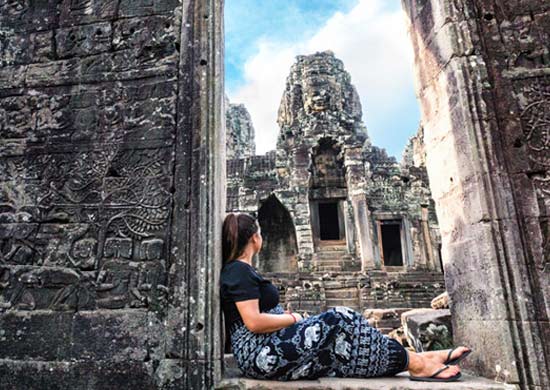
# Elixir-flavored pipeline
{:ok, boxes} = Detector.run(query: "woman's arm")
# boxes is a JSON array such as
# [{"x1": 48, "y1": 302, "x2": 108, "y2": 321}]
[{"x1": 235, "y1": 299, "x2": 297, "y2": 333}]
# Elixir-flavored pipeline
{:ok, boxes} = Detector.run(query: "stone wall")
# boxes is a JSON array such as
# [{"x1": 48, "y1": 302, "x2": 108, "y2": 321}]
[
  {"x1": 0, "y1": 1, "x2": 225, "y2": 388},
  {"x1": 403, "y1": 0, "x2": 549, "y2": 388}
]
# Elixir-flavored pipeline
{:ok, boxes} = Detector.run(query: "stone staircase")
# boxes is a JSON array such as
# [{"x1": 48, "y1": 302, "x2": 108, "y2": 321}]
[
  {"x1": 314, "y1": 244, "x2": 361, "y2": 273},
  {"x1": 362, "y1": 270, "x2": 446, "y2": 309},
  {"x1": 324, "y1": 286, "x2": 361, "y2": 312}
]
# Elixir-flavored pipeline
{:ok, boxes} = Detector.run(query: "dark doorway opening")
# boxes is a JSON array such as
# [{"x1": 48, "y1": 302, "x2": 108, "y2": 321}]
[
  {"x1": 380, "y1": 221, "x2": 403, "y2": 266},
  {"x1": 257, "y1": 195, "x2": 298, "y2": 273},
  {"x1": 319, "y1": 202, "x2": 340, "y2": 240}
]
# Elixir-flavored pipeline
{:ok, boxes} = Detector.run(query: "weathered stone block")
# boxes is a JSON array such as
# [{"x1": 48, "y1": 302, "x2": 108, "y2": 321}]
[
  {"x1": 431, "y1": 291, "x2": 449, "y2": 309},
  {"x1": 402, "y1": 308, "x2": 453, "y2": 352},
  {"x1": 0, "y1": 0, "x2": 59, "y2": 32},
  {"x1": 0, "y1": 359, "x2": 157, "y2": 390},
  {"x1": 452, "y1": 318, "x2": 520, "y2": 383},
  {"x1": 59, "y1": 0, "x2": 118, "y2": 27},
  {"x1": 118, "y1": 0, "x2": 181, "y2": 18},
  {"x1": 0, "y1": 29, "x2": 54, "y2": 66},
  {"x1": 0, "y1": 311, "x2": 73, "y2": 360},
  {"x1": 69, "y1": 309, "x2": 153, "y2": 361},
  {"x1": 56, "y1": 22, "x2": 113, "y2": 59},
  {"x1": 112, "y1": 15, "x2": 177, "y2": 52}
]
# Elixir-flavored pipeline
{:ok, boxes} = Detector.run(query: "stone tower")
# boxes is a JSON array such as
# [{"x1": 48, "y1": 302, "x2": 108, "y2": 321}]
[
  {"x1": 225, "y1": 97, "x2": 256, "y2": 159},
  {"x1": 270, "y1": 51, "x2": 440, "y2": 273}
]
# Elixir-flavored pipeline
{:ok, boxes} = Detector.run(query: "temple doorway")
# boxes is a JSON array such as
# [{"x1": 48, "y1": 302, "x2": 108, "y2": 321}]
[
  {"x1": 319, "y1": 202, "x2": 341, "y2": 241},
  {"x1": 311, "y1": 200, "x2": 346, "y2": 245},
  {"x1": 378, "y1": 220, "x2": 404, "y2": 266},
  {"x1": 257, "y1": 195, "x2": 298, "y2": 273}
]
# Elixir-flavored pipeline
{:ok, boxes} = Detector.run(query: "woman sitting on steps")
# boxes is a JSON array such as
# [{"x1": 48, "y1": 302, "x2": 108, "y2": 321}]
[{"x1": 219, "y1": 212, "x2": 471, "y2": 382}]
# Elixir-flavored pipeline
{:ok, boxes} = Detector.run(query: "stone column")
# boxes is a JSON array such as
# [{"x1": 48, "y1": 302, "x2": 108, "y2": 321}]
[
  {"x1": 167, "y1": 0, "x2": 225, "y2": 388},
  {"x1": 403, "y1": 1, "x2": 549, "y2": 388},
  {"x1": 420, "y1": 206, "x2": 437, "y2": 271},
  {"x1": 343, "y1": 200, "x2": 356, "y2": 254},
  {"x1": 350, "y1": 194, "x2": 376, "y2": 270},
  {"x1": 401, "y1": 218, "x2": 415, "y2": 268}
]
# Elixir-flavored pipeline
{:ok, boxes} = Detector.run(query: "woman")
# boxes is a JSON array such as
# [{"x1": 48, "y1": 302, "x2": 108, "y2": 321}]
[{"x1": 219, "y1": 212, "x2": 470, "y2": 382}]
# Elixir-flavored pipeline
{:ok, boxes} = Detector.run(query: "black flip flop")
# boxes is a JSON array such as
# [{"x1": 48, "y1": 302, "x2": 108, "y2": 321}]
[
  {"x1": 445, "y1": 348, "x2": 473, "y2": 365},
  {"x1": 409, "y1": 364, "x2": 462, "y2": 382}
]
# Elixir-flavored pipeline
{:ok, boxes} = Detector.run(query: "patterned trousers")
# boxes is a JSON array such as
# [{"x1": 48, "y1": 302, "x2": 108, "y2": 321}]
[{"x1": 230, "y1": 304, "x2": 409, "y2": 381}]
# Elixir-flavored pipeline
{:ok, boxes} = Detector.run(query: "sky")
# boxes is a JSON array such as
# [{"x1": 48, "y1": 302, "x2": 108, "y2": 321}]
[{"x1": 225, "y1": 0, "x2": 420, "y2": 159}]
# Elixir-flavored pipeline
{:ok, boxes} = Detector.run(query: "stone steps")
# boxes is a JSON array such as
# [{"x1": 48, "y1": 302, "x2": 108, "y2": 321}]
[
  {"x1": 314, "y1": 249, "x2": 359, "y2": 273},
  {"x1": 326, "y1": 302, "x2": 361, "y2": 312},
  {"x1": 317, "y1": 266, "x2": 361, "y2": 273},
  {"x1": 317, "y1": 250, "x2": 349, "y2": 256},
  {"x1": 324, "y1": 287, "x2": 361, "y2": 310},
  {"x1": 317, "y1": 245, "x2": 348, "y2": 252},
  {"x1": 315, "y1": 259, "x2": 354, "y2": 266},
  {"x1": 325, "y1": 288, "x2": 358, "y2": 298}
]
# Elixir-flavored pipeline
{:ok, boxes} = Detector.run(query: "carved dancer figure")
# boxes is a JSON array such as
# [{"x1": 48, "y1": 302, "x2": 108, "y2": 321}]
[{"x1": 220, "y1": 212, "x2": 470, "y2": 382}]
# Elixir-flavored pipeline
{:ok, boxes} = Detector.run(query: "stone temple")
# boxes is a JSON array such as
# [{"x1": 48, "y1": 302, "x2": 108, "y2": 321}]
[
  {"x1": 226, "y1": 51, "x2": 445, "y2": 314},
  {"x1": 0, "y1": 1, "x2": 548, "y2": 389}
]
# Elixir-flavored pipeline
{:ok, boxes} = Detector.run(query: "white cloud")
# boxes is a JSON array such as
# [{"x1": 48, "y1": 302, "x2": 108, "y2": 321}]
[{"x1": 228, "y1": 0, "x2": 416, "y2": 155}]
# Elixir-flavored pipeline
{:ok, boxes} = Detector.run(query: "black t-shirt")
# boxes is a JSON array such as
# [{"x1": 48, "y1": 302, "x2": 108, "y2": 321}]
[{"x1": 220, "y1": 260, "x2": 279, "y2": 327}]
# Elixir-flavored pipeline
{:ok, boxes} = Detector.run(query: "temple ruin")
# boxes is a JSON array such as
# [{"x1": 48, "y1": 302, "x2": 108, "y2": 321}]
[
  {"x1": 0, "y1": 0, "x2": 547, "y2": 389},
  {"x1": 226, "y1": 51, "x2": 446, "y2": 314}
]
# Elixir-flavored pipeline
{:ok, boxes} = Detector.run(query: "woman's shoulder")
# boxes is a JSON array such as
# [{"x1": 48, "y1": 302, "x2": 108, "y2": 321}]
[
  {"x1": 223, "y1": 260, "x2": 254, "y2": 270},
  {"x1": 221, "y1": 260, "x2": 262, "y2": 280}
]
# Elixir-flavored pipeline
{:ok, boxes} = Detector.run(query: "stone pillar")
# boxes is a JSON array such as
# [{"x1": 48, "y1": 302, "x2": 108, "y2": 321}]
[
  {"x1": 167, "y1": 0, "x2": 225, "y2": 388},
  {"x1": 401, "y1": 218, "x2": 415, "y2": 268},
  {"x1": 403, "y1": 1, "x2": 549, "y2": 388},
  {"x1": 343, "y1": 200, "x2": 356, "y2": 254},
  {"x1": 350, "y1": 194, "x2": 376, "y2": 270},
  {"x1": 420, "y1": 206, "x2": 437, "y2": 271}
]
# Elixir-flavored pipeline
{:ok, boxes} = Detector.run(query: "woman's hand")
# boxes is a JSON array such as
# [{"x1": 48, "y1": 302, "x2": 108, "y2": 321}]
[
  {"x1": 292, "y1": 312, "x2": 304, "y2": 322},
  {"x1": 285, "y1": 311, "x2": 303, "y2": 323},
  {"x1": 236, "y1": 300, "x2": 303, "y2": 333}
]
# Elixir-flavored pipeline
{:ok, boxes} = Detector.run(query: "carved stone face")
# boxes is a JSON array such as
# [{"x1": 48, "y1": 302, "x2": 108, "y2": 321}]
[{"x1": 310, "y1": 90, "x2": 329, "y2": 112}]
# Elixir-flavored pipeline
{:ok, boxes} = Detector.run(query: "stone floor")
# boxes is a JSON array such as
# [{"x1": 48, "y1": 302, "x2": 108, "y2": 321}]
[
  {"x1": 217, "y1": 373, "x2": 518, "y2": 390},
  {"x1": 217, "y1": 355, "x2": 518, "y2": 390}
]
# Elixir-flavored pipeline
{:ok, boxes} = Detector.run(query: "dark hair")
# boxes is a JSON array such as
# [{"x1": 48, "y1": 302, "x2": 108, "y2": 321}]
[{"x1": 222, "y1": 212, "x2": 259, "y2": 264}]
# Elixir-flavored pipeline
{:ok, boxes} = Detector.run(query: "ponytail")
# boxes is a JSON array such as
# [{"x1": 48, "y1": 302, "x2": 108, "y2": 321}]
[{"x1": 222, "y1": 212, "x2": 258, "y2": 265}]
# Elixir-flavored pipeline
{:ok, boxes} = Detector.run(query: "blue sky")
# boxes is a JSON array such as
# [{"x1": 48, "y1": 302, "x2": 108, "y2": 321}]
[{"x1": 225, "y1": 0, "x2": 420, "y2": 159}]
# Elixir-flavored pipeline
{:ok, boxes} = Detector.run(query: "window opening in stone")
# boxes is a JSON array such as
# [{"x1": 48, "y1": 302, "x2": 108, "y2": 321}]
[
  {"x1": 257, "y1": 195, "x2": 298, "y2": 272},
  {"x1": 380, "y1": 221, "x2": 403, "y2": 266},
  {"x1": 318, "y1": 202, "x2": 341, "y2": 240}
]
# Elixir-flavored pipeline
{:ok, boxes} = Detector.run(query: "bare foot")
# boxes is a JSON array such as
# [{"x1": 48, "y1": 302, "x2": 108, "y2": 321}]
[
  {"x1": 420, "y1": 346, "x2": 471, "y2": 364},
  {"x1": 409, "y1": 356, "x2": 461, "y2": 379}
]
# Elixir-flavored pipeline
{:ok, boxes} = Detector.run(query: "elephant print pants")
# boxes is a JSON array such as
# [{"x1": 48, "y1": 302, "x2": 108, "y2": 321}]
[{"x1": 230, "y1": 304, "x2": 409, "y2": 381}]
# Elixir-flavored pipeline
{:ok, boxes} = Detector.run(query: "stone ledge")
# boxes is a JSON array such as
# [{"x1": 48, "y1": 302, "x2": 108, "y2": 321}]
[{"x1": 216, "y1": 373, "x2": 518, "y2": 390}]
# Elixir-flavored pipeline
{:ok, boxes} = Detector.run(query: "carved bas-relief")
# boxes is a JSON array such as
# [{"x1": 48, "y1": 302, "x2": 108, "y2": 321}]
[{"x1": 0, "y1": 0, "x2": 224, "y2": 388}]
